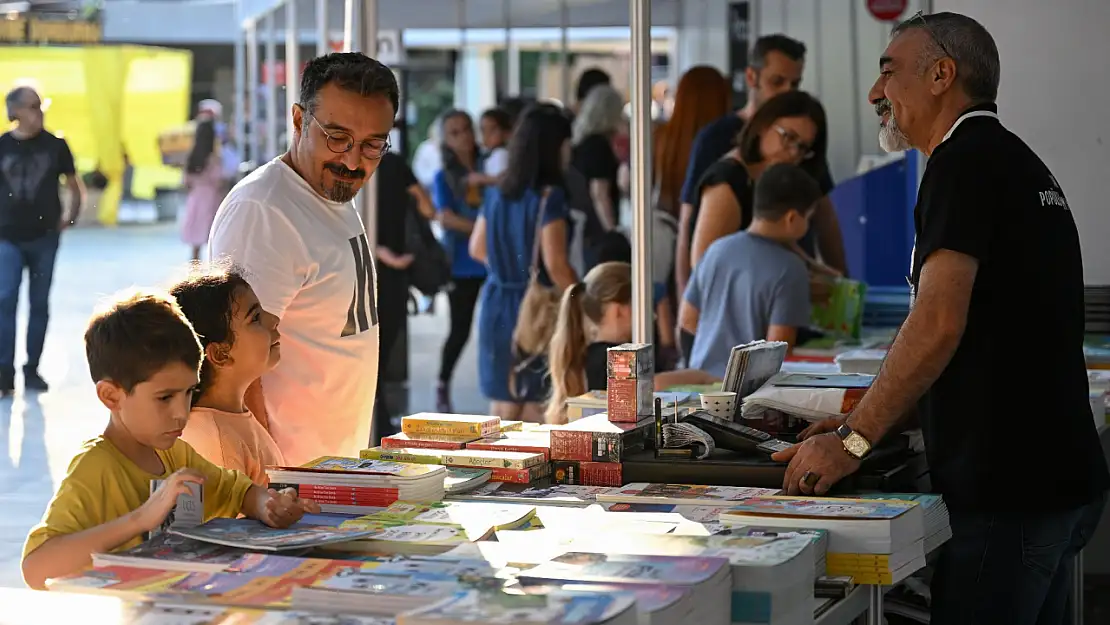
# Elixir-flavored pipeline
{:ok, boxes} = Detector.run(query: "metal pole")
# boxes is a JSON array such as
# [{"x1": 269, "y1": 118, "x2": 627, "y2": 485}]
[
  {"x1": 246, "y1": 19, "x2": 259, "y2": 164},
  {"x1": 316, "y1": 0, "x2": 328, "y2": 55},
  {"x1": 360, "y1": 0, "x2": 380, "y2": 251},
  {"x1": 234, "y1": 0, "x2": 246, "y2": 164},
  {"x1": 264, "y1": 9, "x2": 278, "y2": 160},
  {"x1": 867, "y1": 585, "x2": 884, "y2": 625},
  {"x1": 503, "y1": 0, "x2": 519, "y2": 98},
  {"x1": 457, "y1": 0, "x2": 467, "y2": 106},
  {"x1": 559, "y1": 0, "x2": 569, "y2": 105},
  {"x1": 286, "y1": 0, "x2": 300, "y2": 149},
  {"x1": 629, "y1": 0, "x2": 653, "y2": 344},
  {"x1": 342, "y1": 0, "x2": 355, "y2": 51}
]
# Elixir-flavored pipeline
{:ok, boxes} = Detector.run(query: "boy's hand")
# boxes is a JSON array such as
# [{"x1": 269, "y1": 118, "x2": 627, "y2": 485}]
[
  {"x1": 131, "y1": 469, "x2": 206, "y2": 532},
  {"x1": 256, "y1": 488, "x2": 315, "y2": 528}
]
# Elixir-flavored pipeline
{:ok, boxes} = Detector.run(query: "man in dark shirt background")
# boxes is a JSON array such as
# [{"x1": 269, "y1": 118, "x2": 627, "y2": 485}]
[
  {"x1": 776, "y1": 12, "x2": 1109, "y2": 624},
  {"x1": 0, "y1": 87, "x2": 83, "y2": 395},
  {"x1": 674, "y1": 34, "x2": 847, "y2": 295}
]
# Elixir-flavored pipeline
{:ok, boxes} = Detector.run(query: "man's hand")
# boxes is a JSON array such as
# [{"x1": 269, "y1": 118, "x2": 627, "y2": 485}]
[
  {"x1": 131, "y1": 469, "x2": 206, "y2": 532},
  {"x1": 378, "y1": 247, "x2": 416, "y2": 270},
  {"x1": 797, "y1": 416, "x2": 847, "y2": 441},
  {"x1": 255, "y1": 488, "x2": 316, "y2": 528},
  {"x1": 390, "y1": 254, "x2": 415, "y2": 270},
  {"x1": 771, "y1": 433, "x2": 860, "y2": 496}
]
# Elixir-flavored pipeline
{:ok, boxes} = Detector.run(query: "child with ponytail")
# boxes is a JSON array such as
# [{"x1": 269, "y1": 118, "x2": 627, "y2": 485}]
[{"x1": 546, "y1": 262, "x2": 717, "y2": 423}]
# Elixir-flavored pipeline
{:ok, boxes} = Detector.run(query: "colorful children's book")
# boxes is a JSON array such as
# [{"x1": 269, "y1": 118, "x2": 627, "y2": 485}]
[
  {"x1": 92, "y1": 533, "x2": 263, "y2": 573},
  {"x1": 169, "y1": 518, "x2": 380, "y2": 551},
  {"x1": 723, "y1": 496, "x2": 916, "y2": 520}
]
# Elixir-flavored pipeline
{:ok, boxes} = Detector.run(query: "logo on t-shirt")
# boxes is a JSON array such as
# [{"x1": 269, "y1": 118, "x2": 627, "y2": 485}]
[
  {"x1": 1039, "y1": 174, "x2": 1070, "y2": 211},
  {"x1": 342, "y1": 233, "x2": 378, "y2": 337}
]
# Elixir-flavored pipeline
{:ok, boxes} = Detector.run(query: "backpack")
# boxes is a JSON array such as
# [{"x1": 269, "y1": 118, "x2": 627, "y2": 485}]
[{"x1": 405, "y1": 204, "x2": 452, "y2": 297}]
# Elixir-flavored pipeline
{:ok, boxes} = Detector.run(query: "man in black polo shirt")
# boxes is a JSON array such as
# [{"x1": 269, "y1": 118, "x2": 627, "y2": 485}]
[
  {"x1": 0, "y1": 87, "x2": 83, "y2": 396},
  {"x1": 674, "y1": 34, "x2": 847, "y2": 295},
  {"x1": 773, "y1": 12, "x2": 1109, "y2": 624}
]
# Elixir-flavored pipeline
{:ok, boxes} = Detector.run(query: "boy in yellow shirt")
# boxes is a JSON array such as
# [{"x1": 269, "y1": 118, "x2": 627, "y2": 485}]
[{"x1": 21, "y1": 289, "x2": 317, "y2": 590}]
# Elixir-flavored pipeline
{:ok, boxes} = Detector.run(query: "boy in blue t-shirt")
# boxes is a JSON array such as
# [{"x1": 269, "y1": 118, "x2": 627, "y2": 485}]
[{"x1": 679, "y1": 164, "x2": 822, "y2": 377}]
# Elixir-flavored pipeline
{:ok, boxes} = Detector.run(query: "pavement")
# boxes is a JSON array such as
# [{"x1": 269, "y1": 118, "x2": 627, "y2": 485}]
[{"x1": 0, "y1": 222, "x2": 482, "y2": 588}]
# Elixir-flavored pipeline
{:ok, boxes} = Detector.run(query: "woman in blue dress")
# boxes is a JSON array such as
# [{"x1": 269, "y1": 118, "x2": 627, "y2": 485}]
[
  {"x1": 468, "y1": 104, "x2": 578, "y2": 422},
  {"x1": 432, "y1": 110, "x2": 487, "y2": 413}
]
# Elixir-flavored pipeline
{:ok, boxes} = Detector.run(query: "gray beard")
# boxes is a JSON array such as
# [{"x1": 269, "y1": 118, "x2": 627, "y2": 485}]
[
  {"x1": 878, "y1": 111, "x2": 912, "y2": 153},
  {"x1": 326, "y1": 181, "x2": 357, "y2": 203}
]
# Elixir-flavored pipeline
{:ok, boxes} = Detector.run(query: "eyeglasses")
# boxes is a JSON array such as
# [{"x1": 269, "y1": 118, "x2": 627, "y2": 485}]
[
  {"x1": 774, "y1": 125, "x2": 815, "y2": 161},
  {"x1": 909, "y1": 10, "x2": 954, "y2": 60},
  {"x1": 306, "y1": 113, "x2": 390, "y2": 160}
]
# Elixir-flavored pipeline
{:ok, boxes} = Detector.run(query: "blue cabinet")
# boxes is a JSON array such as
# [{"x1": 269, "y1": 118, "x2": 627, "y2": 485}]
[{"x1": 828, "y1": 153, "x2": 920, "y2": 287}]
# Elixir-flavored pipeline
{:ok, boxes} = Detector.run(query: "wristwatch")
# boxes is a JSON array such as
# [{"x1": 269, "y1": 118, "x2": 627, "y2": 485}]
[{"x1": 836, "y1": 423, "x2": 872, "y2": 460}]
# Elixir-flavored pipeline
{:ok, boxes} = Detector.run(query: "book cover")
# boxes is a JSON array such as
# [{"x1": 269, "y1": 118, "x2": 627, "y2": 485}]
[
  {"x1": 522, "y1": 552, "x2": 727, "y2": 586},
  {"x1": 465, "y1": 436, "x2": 552, "y2": 462},
  {"x1": 382, "y1": 433, "x2": 476, "y2": 450},
  {"x1": 455, "y1": 483, "x2": 614, "y2": 506},
  {"x1": 489, "y1": 463, "x2": 551, "y2": 484},
  {"x1": 285, "y1": 457, "x2": 445, "y2": 479},
  {"x1": 93, "y1": 533, "x2": 255, "y2": 572},
  {"x1": 401, "y1": 413, "x2": 501, "y2": 438},
  {"x1": 599, "y1": 483, "x2": 780, "y2": 505},
  {"x1": 148, "y1": 479, "x2": 203, "y2": 540},
  {"x1": 361, "y1": 446, "x2": 545, "y2": 470},
  {"x1": 724, "y1": 496, "x2": 917, "y2": 520},
  {"x1": 552, "y1": 461, "x2": 622, "y2": 487},
  {"x1": 169, "y1": 518, "x2": 380, "y2": 551}
]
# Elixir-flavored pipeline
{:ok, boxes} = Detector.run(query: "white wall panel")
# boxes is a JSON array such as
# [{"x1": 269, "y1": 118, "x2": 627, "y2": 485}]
[{"x1": 935, "y1": 0, "x2": 1110, "y2": 283}]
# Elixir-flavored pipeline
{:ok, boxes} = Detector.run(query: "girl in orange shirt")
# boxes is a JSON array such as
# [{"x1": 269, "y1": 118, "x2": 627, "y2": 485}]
[{"x1": 170, "y1": 261, "x2": 287, "y2": 485}]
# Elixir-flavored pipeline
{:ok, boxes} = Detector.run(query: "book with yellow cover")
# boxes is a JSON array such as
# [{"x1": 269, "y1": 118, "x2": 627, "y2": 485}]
[
  {"x1": 401, "y1": 413, "x2": 502, "y2": 438},
  {"x1": 360, "y1": 446, "x2": 546, "y2": 470}
]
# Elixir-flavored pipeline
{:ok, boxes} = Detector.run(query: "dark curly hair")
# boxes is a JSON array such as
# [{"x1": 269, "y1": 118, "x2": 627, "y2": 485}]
[{"x1": 168, "y1": 260, "x2": 251, "y2": 404}]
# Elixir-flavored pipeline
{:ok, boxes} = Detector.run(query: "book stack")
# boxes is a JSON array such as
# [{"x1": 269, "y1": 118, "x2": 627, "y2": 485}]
[
  {"x1": 607, "y1": 343, "x2": 655, "y2": 423},
  {"x1": 359, "y1": 447, "x2": 548, "y2": 485},
  {"x1": 518, "y1": 552, "x2": 732, "y2": 625},
  {"x1": 720, "y1": 341, "x2": 789, "y2": 412},
  {"x1": 464, "y1": 430, "x2": 553, "y2": 462},
  {"x1": 719, "y1": 496, "x2": 927, "y2": 585},
  {"x1": 398, "y1": 588, "x2": 639, "y2": 625},
  {"x1": 548, "y1": 413, "x2": 654, "y2": 487},
  {"x1": 267, "y1": 456, "x2": 447, "y2": 513},
  {"x1": 1084, "y1": 285, "x2": 1110, "y2": 335},
  {"x1": 719, "y1": 526, "x2": 830, "y2": 582},
  {"x1": 855, "y1": 493, "x2": 952, "y2": 555},
  {"x1": 524, "y1": 583, "x2": 695, "y2": 625},
  {"x1": 739, "y1": 373, "x2": 873, "y2": 423}
]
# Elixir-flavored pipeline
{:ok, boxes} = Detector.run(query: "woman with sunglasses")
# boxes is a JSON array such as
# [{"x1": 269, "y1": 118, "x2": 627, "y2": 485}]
[{"x1": 687, "y1": 91, "x2": 835, "y2": 275}]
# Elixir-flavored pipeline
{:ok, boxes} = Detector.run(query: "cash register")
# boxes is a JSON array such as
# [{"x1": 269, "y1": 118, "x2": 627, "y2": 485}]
[
  {"x1": 622, "y1": 409, "x2": 928, "y2": 492},
  {"x1": 623, "y1": 340, "x2": 928, "y2": 493}
]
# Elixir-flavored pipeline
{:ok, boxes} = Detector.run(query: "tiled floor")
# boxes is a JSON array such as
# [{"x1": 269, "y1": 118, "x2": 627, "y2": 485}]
[{"x1": 0, "y1": 223, "x2": 484, "y2": 588}]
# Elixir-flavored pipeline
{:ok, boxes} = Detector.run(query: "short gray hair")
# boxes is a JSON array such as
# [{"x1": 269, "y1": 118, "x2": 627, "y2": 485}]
[
  {"x1": 5, "y1": 86, "x2": 34, "y2": 121},
  {"x1": 892, "y1": 12, "x2": 1000, "y2": 103},
  {"x1": 572, "y1": 84, "x2": 624, "y2": 145}
]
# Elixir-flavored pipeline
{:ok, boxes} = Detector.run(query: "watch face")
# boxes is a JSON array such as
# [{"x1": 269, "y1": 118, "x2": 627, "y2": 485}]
[{"x1": 843, "y1": 432, "x2": 871, "y2": 458}]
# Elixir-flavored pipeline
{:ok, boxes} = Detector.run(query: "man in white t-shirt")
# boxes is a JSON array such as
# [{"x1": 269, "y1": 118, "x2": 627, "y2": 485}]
[{"x1": 209, "y1": 53, "x2": 398, "y2": 465}]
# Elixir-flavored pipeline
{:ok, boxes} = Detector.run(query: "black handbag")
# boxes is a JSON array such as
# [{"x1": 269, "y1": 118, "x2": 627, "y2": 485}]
[{"x1": 405, "y1": 205, "x2": 452, "y2": 297}]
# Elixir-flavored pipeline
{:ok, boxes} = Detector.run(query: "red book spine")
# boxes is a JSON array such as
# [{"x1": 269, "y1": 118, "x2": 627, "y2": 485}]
[{"x1": 552, "y1": 461, "x2": 622, "y2": 487}]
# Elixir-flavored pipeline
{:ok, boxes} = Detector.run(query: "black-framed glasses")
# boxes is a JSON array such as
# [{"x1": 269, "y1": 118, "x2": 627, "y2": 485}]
[
  {"x1": 306, "y1": 112, "x2": 390, "y2": 160},
  {"x1": 774, "y1": 125, "x2": 815, "y2": 161},
  {"x1": 909, "y1": 10, "x2": 954, "y2": 60}
]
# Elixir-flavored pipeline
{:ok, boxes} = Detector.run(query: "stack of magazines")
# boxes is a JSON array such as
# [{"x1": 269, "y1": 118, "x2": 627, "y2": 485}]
[{"x1": 267, "y1": 456, "x2": 447, "y2": 512}]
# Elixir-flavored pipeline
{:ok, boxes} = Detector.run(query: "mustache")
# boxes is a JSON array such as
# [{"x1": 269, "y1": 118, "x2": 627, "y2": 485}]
[
  {"x1": 875, "y1": 99, "x2": 892, "y2": 117},
  {"x1": 325, "y1": 163, "x2": 365, "y2": 179}
]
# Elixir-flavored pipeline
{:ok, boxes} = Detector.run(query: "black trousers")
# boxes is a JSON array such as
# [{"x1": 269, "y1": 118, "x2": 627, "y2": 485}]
[{"x1": 439, "y1": 276, "x2": 484, "y2": 384}]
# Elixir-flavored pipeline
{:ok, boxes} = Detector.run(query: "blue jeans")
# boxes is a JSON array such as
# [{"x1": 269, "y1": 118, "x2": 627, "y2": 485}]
[
  {"x1": 0, "y1": 232, "x2": 60, "y2": 376},
  {"x1": 932, "y1": 493, "x2": 1107, "y2": 625}
]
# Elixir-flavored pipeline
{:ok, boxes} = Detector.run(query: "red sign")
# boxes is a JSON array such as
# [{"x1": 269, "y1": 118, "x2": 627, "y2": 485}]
[{"x1": 866, "y1": 0, "x2": 907, "y2": 22}]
